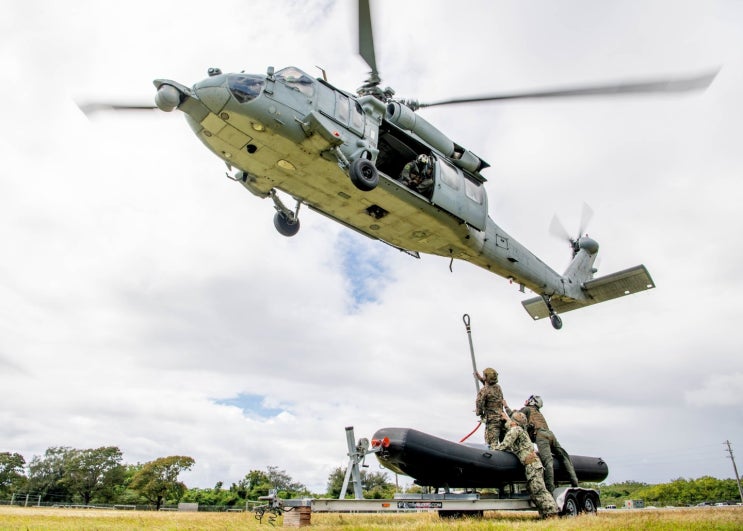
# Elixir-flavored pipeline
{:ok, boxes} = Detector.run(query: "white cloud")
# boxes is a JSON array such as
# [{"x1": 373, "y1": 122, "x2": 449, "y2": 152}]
[
  {"x1": 1, "y1": 0, "x2": 742, "y2": 494},
  {"x1": 686, "y1": 373, "x2": 743, "y2": 407}
]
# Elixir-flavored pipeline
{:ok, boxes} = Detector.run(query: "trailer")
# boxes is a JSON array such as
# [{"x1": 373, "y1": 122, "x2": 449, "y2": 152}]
[
  {"x1": 253, "y1": 427, "x2": 602, "y2": 525},
  {"x1": 254, "y1": 486, "x2": 598, "y2": 526}
]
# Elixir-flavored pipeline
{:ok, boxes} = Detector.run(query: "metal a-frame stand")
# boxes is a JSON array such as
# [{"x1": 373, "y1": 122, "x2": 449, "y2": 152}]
[{"x1": 339, "y1": 426, "x2": 382, "y2": 499}]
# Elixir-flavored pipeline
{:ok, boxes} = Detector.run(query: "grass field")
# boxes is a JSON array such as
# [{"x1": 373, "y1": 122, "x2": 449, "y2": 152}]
[{"x1": 1, "y1": 505, "x2": 742, "y2": 530}]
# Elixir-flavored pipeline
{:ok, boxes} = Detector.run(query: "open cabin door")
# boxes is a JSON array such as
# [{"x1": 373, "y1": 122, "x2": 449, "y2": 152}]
[{"x1": 431, "y1": 158, "x2": 488, "y2": 231}]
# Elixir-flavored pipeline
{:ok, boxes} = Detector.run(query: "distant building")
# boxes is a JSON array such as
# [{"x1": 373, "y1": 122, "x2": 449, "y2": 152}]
[{"x1": 625, "y1": 499, "x2": 645, "y2": 509}]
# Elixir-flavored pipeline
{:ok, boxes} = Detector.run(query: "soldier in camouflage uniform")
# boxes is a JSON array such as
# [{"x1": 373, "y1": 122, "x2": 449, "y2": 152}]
[
  {"x1": 399, "y1": 154, "x2": 434, "y2": 196},
  {"x1": 508, "y1": 395, "x2": 579, "y2": 492},
  {"x1": 494, "y1": 411, "x2": 559, "y2": 519},
  {"x1": 475, "y1": 367, "x2": 506, "y2": 448}
]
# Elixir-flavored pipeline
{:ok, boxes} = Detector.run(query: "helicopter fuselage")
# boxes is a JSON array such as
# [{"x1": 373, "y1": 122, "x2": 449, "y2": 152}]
[
  {"x1": 154, "y1": 66, "x2": 582, "y2": 302},
  {"x1": 153, "y1": 64, "x2": 664, "y2": 332}
]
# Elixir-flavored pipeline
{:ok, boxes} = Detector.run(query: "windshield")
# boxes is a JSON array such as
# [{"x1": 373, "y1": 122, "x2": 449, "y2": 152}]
[
  {"x1": 276, "y1": 67, "x2": 315, "y2": 97},
  {"x1": 228, "y1": 74, "x2": 265, "y2": 103}
]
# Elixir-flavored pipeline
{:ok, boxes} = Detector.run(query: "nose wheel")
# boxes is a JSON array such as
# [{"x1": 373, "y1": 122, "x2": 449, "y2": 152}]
[{"x1": 541, "y1": 295, "x2": 563, "y2": 330}]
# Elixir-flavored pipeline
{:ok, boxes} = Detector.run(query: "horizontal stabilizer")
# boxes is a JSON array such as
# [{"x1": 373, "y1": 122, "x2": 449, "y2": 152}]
[{"x1": 522, "y1": 265, "x2": 655, "y2": 320}]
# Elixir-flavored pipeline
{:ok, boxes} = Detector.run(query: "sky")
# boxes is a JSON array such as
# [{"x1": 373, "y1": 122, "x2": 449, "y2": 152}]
[{"x1": 1, "y1": 0, "x2": 742, "y2": 495}]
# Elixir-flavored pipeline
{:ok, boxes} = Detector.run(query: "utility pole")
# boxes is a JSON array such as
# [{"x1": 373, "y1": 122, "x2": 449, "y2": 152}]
[{"x1": 724, "y1": 440, "x2": 743, "y2": 504}]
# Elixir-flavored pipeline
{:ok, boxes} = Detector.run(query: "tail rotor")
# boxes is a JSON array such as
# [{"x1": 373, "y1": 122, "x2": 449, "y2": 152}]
[{"x1": 550, "y1": 202, "x2": 594, "y2": 257}]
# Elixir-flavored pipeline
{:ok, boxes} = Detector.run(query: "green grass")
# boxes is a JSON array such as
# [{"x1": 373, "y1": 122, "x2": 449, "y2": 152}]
[{"x1": 0, "y1": 506, "x2": 742, "y2": 530}]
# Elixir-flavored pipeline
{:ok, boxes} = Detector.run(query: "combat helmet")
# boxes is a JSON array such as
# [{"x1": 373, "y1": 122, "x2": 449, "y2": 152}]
[
  {"x1": 526, "y1": 395, "x2": 543, "y2": 408},
  {"x1": 511, "y1": 411, "x2": 528, "y2": 427},
  {"x1": 482, "y1": 367, "x2": 498, "y2": 384},
  {"x1": 415, "y1": 154, "x2": 432, "y2": 174}
]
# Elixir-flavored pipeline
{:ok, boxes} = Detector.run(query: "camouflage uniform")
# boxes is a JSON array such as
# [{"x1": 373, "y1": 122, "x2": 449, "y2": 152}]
[
  {"x1": 399, "y1": 157, "x2": 434, "y2": 196},
  {"x1": 475, "y1": 368, "x2": 505, "y2": 448},
  {"x1": 516, "y1": 399, "x2": 579, "y2": 492},
  {"x1": 494, "y1": 415, "x2": 559, "y2": 518}
]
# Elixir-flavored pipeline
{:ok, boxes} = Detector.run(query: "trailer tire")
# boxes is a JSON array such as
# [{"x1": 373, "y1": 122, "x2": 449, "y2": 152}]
[
  {"x1": 563, "y1": 493, "x2": 579, "y2": 517},
  {"x1": 580, "y1": 492, "x2": 598, "y2": 515}
]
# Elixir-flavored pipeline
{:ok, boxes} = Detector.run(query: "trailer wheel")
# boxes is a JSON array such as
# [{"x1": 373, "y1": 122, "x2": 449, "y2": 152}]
[
  {"x1": 563, "y1": 493, "x2": 579, "y2": 517},
  {"x1": 580, "y1": 492, "x2": 598, "y2": 515}
]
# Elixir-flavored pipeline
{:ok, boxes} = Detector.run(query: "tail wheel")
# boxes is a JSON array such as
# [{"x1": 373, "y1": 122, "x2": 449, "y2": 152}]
[
  {"x1": 349, "y1": 158, "x2": 379, "y2": 191},
  {"x1": 550, "y1": 314, "x2": 563, "y2": 330}
]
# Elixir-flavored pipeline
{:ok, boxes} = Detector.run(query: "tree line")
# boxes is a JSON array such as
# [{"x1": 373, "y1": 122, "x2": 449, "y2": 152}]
[
  {"x1": 596, "y1": 478, "x2": 742, "y2": 507},
  {"x1": 2, "y1": 448, "x2": 740, "y2": 509},
  {"x1": 0, "y1": 448, "x2": 398, "y2": 509}
]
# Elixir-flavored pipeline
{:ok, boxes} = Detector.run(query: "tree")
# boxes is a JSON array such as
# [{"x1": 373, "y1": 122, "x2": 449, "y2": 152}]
[
  {"x1": 129, "y1": 456, "x2": 195, "y2": 510},
  {"x1": 326, "y1": 466, "x2": 396, "y2": 499},
  {"x1": 266, "y1": 465, "x2": 308, "y2": 497},
  {"x1": 243, "y1": 469, "x2": 271, "y2": 500},
  {"x1": 182, "y1": 482, "x2": 242, "y2": 507},
  {"x1": 239, "y1": 467, "x2": 307, "y2": 500},
  {"x1": 63, "y1": 447, "x2": 125, "y2": 505},
  {"x1": 111, "y1": 464, "x2": 146, "y2": 505},
  {"x1": 363, "y1": 471, "x2": 396, "y2": 499},
  {"x1": 26, "y1": 447, "x2": 75, "y2": 502},
  {"x1": 0, "y1": 452, "x2": 26, "y2": 496},
  {"x1": 599, "y1": 480, "x2": 649, "y2": 505},
  {"x1": 633, "y1": 476, "x2": 742, "y2": 506}
]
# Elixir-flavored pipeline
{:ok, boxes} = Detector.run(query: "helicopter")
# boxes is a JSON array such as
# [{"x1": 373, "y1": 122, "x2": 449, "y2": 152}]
[{"x1": 83, "y1": 0, "x2": 717, "y2": 329}]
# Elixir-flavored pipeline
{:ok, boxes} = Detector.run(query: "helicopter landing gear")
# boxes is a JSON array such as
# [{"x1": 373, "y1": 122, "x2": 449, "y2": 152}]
[
  {"x1": 541, "y1": 294, "x2": 563, "y2": 330},
  {"x1": 349, "y1": 158, "x2": 379, "y2": 191},
  {"x1": 273, "y1": 211, "x2": 300, "y2": 237},
  {"x1": 269, "y1": 189, "x2": 301, "y2": 237}
]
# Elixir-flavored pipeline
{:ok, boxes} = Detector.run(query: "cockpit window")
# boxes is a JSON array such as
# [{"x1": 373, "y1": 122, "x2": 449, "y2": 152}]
[
  {"x1": 276, "y1": 67, "x2": 315, "y2": 97},
  {"x1": 228, "y1": 74, "x2": 265, "y2": 103}
]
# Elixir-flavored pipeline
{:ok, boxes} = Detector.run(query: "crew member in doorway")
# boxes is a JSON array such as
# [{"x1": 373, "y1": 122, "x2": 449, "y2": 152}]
[
  {"x1": 494, "y1": 411, "x2": 559, "y2": 519},
  {"x1": 508, "y1": 395, "x2": 579, "y2": 492},
  {"x1": 399, "y1": 154, "x2": 434, "y2": 196},
  {"x1": 475, "y1": 367, "x2": 506, "y2": 447}
]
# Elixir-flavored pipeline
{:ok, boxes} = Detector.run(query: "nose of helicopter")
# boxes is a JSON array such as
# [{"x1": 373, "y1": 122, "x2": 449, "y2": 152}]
[
  {"x1": 191, "y1": 74, "x2": 231, "y2": 113},
  {"x1": 154, "y1": 84, "x2": 180, "y2": 112},
  {"x1": 153, "y1": 74, "x2": 232, "y2": 115}
]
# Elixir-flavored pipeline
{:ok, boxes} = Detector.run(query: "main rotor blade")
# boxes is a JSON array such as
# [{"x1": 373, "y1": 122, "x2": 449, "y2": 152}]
[
  {"x1": 413, "y1": 69, "x2": 719, "y2": 109},
  {"x1": 77, "y1": 102, "x2": 158, "y2": 115},
  {"x1": 358, "y1": 0, "x2": 378, "y2": 78}
]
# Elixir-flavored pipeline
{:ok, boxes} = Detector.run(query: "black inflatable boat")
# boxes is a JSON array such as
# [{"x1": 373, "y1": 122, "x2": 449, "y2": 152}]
[{"x1": 372, "y1": 427, "x2": 608, "y2": 490}]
